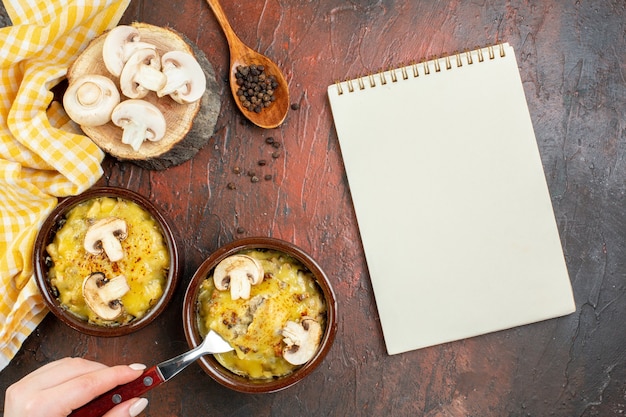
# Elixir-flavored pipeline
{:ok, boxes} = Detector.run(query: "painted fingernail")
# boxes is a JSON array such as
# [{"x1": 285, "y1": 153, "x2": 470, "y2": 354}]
[
  {"x1": 129, "y1": 363, "x2": 146, "y2": 371},
  {"x1": 129, "y1": 398, "x2": 149, "y2": 417}
]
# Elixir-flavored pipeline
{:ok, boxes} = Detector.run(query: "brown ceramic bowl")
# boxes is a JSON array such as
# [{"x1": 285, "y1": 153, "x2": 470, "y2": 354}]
[
  {"x1": 33, "y1": 186, "x2": 181, "y2": 337},
  {"x1": 183, "y1": 237, "x2": 337, "y2": 393}
]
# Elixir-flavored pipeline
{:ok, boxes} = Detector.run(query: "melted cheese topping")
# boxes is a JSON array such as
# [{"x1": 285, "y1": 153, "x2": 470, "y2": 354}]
[
  {"x1": 46, "y1": 196, "x2": 170, "y2": 326},
  {"x1": 197, "y1": 249, "x2": 326, "y2": 379}
]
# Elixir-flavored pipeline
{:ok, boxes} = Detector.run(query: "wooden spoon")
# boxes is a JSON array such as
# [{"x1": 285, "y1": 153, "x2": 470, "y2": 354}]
[{"x1": 206, "y1": 0, "x2": 289, "y2": 129}]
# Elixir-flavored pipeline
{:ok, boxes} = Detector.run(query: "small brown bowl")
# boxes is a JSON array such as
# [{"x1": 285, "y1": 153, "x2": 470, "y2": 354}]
[
  {"x1": 183, "y1": 237, "x2": 337, "y2": 393},
  {"x1": 34, "y1": 186, "x2": 181, "y2": 337}
]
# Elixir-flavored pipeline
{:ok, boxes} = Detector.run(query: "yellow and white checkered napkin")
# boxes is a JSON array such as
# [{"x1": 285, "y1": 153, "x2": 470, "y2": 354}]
[{"x1": 0, "y1": 0, "x2": 130, "y2": 371}]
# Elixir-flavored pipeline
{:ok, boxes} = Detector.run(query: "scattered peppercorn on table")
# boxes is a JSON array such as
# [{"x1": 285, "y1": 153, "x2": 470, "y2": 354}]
[{"x1": 1, "y1": 1, "x2": 624, "y2": 416}]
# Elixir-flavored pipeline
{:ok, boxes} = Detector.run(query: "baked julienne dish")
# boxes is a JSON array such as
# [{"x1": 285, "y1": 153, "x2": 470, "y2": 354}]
[
  {"x1": 197, "y1": 249, "x2": 327, "y2": 379},
  {"x1": 45, "y1": 196, "x2": 170, "y2": 326}
]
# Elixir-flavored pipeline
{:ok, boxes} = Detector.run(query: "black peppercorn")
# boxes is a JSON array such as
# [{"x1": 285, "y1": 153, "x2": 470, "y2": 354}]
[{"x1": 234, "y1": 65, "x2": 278, "y2": 113}]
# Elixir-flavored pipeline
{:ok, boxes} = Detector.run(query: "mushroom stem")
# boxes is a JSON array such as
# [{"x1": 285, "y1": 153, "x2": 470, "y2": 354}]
[
  {"x1": 136, "y1": 62, "x2": 168, "y2": 92},
  {"x1": 82, "y1": 273, "x2": 130, "y2": 321},
  {"x1": 120, "y1": 117, "x2": 151, "y2": 152},
  {"x1": 120, "y1": 48, "x2": 166, "y2": 99},
  {"x1": 229, "y1": 269, "x2": 253, "y2": 300},
  {"x1": 100, "y1": 274, "x2": 131, "y2": 300},
  {"x1": 157, "y1": 67, "x2": 188, "y2": 98},
  {"x1": 102, "y1": 237, "x2": 124, "y2": 262},
  {"x1": 76, "y1": 82, "x2": 102, "y2": 106}
]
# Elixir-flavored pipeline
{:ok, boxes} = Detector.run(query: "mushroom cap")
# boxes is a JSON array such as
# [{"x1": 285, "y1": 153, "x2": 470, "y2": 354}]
[
  {"x1": 281, "y1": 317, "x2": 323, "y2": 365},
  {"x1": 119, "y1": 48, "x2": 167, "y2": 99},
  {"x1": 102, "y1": 25, "x2": 157, "y2": 77},
  {"x1": 213, "y1": 254, "x2": 264, "y2": 300},
  {"x1": 111, "y1": 99, "x2": 167, "y2": 145},
  {"x1": 83, "y1": 217, "x2": 128, "y2": 262},
  {"x1": 82, "y1": 273, "x2": 130, "y2": 321},
  {"x1": 158, "y1": 50, "x2": 207, "y2": 104},
  {"x1": 63, "y1": 74, "x2": 120, "y2": 127}
]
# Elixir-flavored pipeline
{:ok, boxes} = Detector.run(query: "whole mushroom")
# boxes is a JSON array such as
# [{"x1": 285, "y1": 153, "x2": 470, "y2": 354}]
[
  {"x1": 157, "y1": 50, "x2": 207, "y2": 104},
  {"x1": 63, "y1": 74, "x2": 120, "y2": 127},
  {"x1": 102, "y1": 25, "x2": 157, "y2": 77},
  {"x1": 111, "y1": 100, "x2": 167, "y2": 152}
]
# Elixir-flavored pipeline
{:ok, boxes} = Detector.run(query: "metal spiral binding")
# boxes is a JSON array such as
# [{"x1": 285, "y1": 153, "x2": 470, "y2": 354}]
[{"x1": 334, "y1": 44, "x2": 506, "y2": 95}]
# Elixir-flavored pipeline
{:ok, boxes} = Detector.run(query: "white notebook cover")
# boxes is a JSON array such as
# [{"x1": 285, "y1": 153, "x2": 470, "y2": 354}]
[{"x1": 328, "y1": 43, "x2": 575, "y2": 355}]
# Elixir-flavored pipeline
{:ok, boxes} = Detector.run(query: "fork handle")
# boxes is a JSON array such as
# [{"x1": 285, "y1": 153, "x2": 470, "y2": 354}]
[{"x1": 69, "y1": 366, "x2": 164, "y2": 417}]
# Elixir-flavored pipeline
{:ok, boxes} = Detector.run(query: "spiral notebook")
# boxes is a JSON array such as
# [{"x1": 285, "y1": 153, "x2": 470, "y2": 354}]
[{"x1": 328, "y1": 43, "x2": 575, "y2": 355}]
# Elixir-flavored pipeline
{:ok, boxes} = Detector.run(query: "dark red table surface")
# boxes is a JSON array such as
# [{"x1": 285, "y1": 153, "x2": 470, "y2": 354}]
[{"x1": 2, "y1": 1, "x2": 625, "y2": 416}]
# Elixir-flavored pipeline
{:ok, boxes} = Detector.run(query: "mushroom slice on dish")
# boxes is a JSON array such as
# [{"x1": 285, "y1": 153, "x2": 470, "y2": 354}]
[
  {"x1": 213, "y1": 254, "x2": 264, "y2": 300},
  {"x1": 63, "y1": 74, "x2": 120, "y2": 127},
  {"x1": 157, "y1": 50, "x2": 207, "y2": 104},
  {"x1": 82, "y1": 272, "x2": 130, "y2": 320},
  {"x1": 102, "y1": 25, "x2": 157, "y2": 77},
  {"x1": 111, "y1": 99, "x2": 166, "y2": 152},
  {"x1": 83, "y1": 217, "x2": 128, "y2": 262},
  {"x1": 119, "y1": 48, "x2": 167, "y2": 99},
  {"x1": 281, "y1": 317, "x2": 323, "y2": 365}
]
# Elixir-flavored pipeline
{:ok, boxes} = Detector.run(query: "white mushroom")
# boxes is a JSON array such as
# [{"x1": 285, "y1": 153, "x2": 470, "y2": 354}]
[
  {"x1": 281, "y1": 317, "x2": 323, "y2": 365},
  {"x1": 157, "y1": 50, "x2": 206, "y2": 104},
  {"x1": 83, "y1": 217, "x2": 128, "y2": 262},
  {"x1": 82, "y1": 272, "x2": 130, "y2": 320},
  {"x1": 119, "y1": 48, "x2": 167, "y2": 99},
  {"x1": 111, "y1": 100, "x2": 166, "y2": 152},
  {"x1": 102, "y1": 25, "x2": 157, "y2": 77},
  {"x1": 63, "y1": 74, "x2": 120, "y2": 126},
  {"x1": 213, "y1": 254, "x2": 264, "y2": 300}
]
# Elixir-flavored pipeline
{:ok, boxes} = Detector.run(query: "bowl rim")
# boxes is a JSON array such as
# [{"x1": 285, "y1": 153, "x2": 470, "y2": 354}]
[
  {"x1": 182, "y1": 236, "x2": 338, "y2": 394},
  {"x1": 33, "y1": 186, "x2": 181, "y2": 337}
]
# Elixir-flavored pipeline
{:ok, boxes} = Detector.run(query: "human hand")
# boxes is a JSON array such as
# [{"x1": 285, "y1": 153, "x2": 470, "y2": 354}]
[{"x1": 4, "y1": 357, "x2": 149, "y2": 417}]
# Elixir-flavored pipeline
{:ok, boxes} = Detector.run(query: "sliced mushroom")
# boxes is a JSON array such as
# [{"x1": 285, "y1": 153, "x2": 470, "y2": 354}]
[
  {"x1": 102, "y1": 25, "x2": 157, "y2": 77},
  {"x1": 83, "y1": 217, "x2": 128, "y2": 262},
  {"x1": 82, "y1": 272, "x2": 130, "y2": 320},
  {"x1": 281, "y1": 317, "x2": 323, "y2": 365},
  {"x1": 119, "y1": 48, "x2": 167, "y2": 99},
  {"x1": 213, "y1": 254, "x2": 264, "y2": 300},
  {"x1": 111, "y1": 99, "x2": 166, "y2": 152},
  {"x1": 63, "y1": 74, "x2": 120, "y2": 126},
  {"x1": 157, "y1": 50, "x2": 207, "y2": 104}
]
